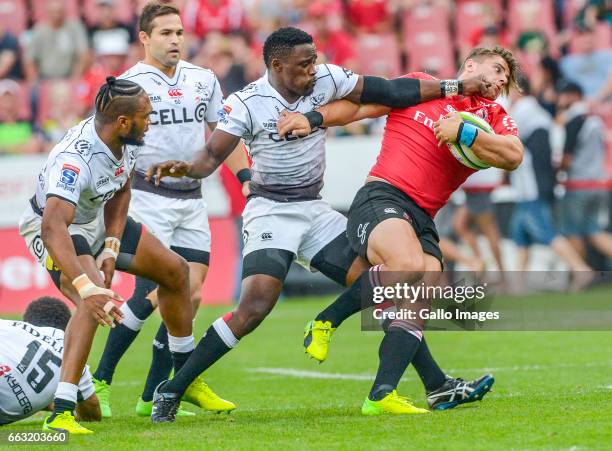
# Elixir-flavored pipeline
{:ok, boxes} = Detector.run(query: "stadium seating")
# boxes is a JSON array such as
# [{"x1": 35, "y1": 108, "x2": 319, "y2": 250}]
[
  {"x1": 0, "y1": 0, "x2": 27, "y2": 35},
  {"x1": 454, "y1": 0, "x2": 503, "y2": 48},
  {"x1": 356, "y1": 33, "x2": 401, "y2": 78}
]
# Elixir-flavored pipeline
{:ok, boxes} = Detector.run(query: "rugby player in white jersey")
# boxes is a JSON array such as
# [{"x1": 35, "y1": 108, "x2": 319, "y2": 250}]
[
  {"x1": 146, "y1": 27, "x2": 494, "y2": 422},
  {"x1": 0, "y1": 297, "x2": 100, "y2": 426},
  {"x1": 90, "y1": 2, "x2": 243, "y2": 418},
  {"x1": 18, "y1": 77, "x2": 198, "y2": 434}
]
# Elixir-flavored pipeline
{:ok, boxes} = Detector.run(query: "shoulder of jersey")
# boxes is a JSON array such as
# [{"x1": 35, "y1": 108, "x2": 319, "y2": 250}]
[
  {"x1": 232, "y1": 80, "x2": 261, "y2": 100},
  {"x1": 55, "y1": 117, "x2": 96, "y2": 161}
]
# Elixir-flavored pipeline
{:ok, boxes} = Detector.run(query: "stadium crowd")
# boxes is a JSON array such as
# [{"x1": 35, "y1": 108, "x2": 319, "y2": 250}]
[{"x1": 0, "y1": 0, "x2": 610, "y2": 269}]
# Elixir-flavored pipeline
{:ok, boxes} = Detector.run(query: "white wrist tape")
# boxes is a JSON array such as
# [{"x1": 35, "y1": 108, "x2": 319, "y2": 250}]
[
  {"x1": 72, "y1": 274, "x2": 113, "y2": 299},
  {"x1": 102, "y1": 237, "x2": 121, "y2": 260}
]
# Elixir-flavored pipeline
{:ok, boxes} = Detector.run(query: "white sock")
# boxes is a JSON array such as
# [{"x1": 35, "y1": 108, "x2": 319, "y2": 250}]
[
  {"x1": 167, "y1": 334, "x2": 195, "y2": 353},
  {"x1": 120, "y1": 303, "x2": 145, "y2": 331},
  {"x1": 55, "y1": 382, "x2": 78, "y2": 403},
  {"x1": 213, "y1": 317, "x2": 239, "y2": 348}
]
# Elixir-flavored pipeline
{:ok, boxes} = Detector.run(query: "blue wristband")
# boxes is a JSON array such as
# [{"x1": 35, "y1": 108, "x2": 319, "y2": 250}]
[{"x1": 458, "y1": 122, "x2": 478, "y2": 147}]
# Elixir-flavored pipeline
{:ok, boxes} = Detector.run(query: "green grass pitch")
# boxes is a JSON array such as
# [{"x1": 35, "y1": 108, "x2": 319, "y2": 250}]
[{"x1": 5, "y1": 296, "x2": 612, "y2": 450}]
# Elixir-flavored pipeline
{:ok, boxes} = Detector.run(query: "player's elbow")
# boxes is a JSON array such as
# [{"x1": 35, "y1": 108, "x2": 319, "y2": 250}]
[{"x1": 503, "y1": 141, "x2": 524, "y2": 171}]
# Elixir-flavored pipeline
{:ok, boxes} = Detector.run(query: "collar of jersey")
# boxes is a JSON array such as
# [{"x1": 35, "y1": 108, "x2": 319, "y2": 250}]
[
  {"x1": 92, "y1": 121, "x2": 124, "y2": 166},
  {"x1": 263, "y1": 71, "x2": 304, "y2": 110},
  {"x1": 137, "y1": 60, "x2": 183, "y2": 84}
]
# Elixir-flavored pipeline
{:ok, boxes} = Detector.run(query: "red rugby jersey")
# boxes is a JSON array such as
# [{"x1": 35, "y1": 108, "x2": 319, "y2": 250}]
[{"x1": 369, "y1": 72, "x2": 518, "y2": 217}]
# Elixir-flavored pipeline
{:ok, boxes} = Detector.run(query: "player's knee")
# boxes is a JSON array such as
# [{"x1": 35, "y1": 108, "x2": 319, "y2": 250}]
[
  {"x1": 234, "y1": 300, "x2": 273, "y2": 334},
  {"x1": 387, "y1": 255, "x2": 426, "y2": 283},
  {"x1": 161, "y1": 256, "x2": 190, "y2": 292}
]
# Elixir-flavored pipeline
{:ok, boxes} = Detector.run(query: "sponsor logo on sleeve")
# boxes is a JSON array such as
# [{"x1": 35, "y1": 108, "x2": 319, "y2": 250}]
[
  {"x1": 217, "y1": 104, "x2": 232, "y2": 124},
  {"x1": 342, "y1": 67, "x2": 354, "y2": 78},
  {"x1": 261, "y1": 232, "x2": 273, "y2": 241},
  {"x1": 0, "y1": 365, "x2": 11, "y2": 377},
  {"x1": 59, "y1": 164, "x2": 80, "y2": 188}
]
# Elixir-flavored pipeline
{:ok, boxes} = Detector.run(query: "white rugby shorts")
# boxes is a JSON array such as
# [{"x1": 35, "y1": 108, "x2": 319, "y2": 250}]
[{"x1": 241, "y1": 197, "x2": 347, "y2": 270}]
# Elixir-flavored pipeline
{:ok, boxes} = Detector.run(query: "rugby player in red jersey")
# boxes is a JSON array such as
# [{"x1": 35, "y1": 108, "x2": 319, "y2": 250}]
[{"x1": 278, "y1": 46, "x2": 523, "y2": 414}]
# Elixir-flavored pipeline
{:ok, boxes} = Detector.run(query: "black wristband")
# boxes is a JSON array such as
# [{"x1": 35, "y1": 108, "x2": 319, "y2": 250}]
[
  {"x1": 440, "y1": 79, "x2": 460, "y2": 97},
  {"x1": 304, "y1": 111, "x2": 323, "y2": 129},
  {"x1": 456, "y1": 122, "x2": 464, "y2": 144},
  {"x1": 236, "y1": 168, "x2": 252, "y2": 184}
]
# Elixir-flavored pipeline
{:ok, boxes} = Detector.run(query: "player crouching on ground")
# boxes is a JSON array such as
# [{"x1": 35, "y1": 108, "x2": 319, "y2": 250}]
[
  {"x1": 278, "y1": 46, "x2": 523, "y2": 414},
  {"x1": 18, "y1": 77, "x2": 199, "y2": 434},
  {"x1": 0, "y1": 297, "x2": 100, "y2": 426}
]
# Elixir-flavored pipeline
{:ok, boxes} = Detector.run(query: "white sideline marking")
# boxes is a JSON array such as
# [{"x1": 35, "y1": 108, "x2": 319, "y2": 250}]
[{"x1": 248, "y1": 360, "x2": 612, "y2": 381}]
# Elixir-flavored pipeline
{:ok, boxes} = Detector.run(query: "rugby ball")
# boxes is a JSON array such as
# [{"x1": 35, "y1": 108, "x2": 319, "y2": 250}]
[{"x1": 447, "y1": 111, "x2": 494, "y2": 170}]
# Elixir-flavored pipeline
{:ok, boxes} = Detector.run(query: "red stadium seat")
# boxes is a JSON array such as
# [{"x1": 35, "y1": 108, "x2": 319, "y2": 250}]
[
  {"x1": 454, "y1": 0, "x2": 502, "y2": 47},
  {"x1": 0, "y1": 0, "x2": 27, "y2": 35},
  {"x1": 507, "y1": 0, "x2": 559, "y2": 56},
  {"x1": 31, "y1": 0, "x2": 79, "y2": 23},
  {"x1": 402, "y1": 2, "x2": 449, "y2": 35},
  {"x1": 82, "y1": 0, "x2": 135, "y2": 27},
  {"x1": 405, "y1": 28, "x2": 455, "y2": 78},
  {"x1": 356, "y1": 33, "x2": 401, "y2": 78}
]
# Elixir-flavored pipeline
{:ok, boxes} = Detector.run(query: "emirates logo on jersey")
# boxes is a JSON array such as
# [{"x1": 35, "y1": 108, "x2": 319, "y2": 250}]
[{"x1": 168, "y1": 88, "x2": 183, "y2": 98}]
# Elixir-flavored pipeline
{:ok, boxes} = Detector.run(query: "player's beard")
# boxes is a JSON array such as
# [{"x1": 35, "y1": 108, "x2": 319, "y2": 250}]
[{"x1": 119, "y1": 122, "x2": 145, "y2": 146}]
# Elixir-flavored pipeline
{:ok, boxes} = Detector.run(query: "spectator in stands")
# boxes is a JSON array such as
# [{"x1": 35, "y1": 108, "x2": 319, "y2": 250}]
[
  {"x1": 454, "y1": 170, "x2": 506, "y2": 276},
  {"x1": 189, "y1": 0, "x2": 246, "y2": 39},
  {"x1": 308, "y1": 2, "x2": 358, "y2": 69},
  {"x1": 0, "y1": 80, "x2": 43, "y2": 154},
  {"x1": 77, "y1": 34, "x2": 130, "y2": 116},
  {"x1": 88, "y1": 0, "x2": 135, "y2": 60},
  {"x1": 40, "y1": 80, "x2": 82, "y2": 146},
  {"x1": 24, "y1": 0, "x2": 89, "y2": 81},
  {"x1": 0, "y1": 26, "x2": 23, "y2": 80},
  {"x1": 197, "y1": 34, "x2": 248, "y2": 95},
  {"x1": 556, "y1": 79, "x2": 612, "y2": 262},
  {"x1": 560, "y1": 25, "x2": 612, "y2": 99},
  {"x1": 345, "y1": 0, "x2": 393, "y2": 34},
  {"x1": 509, "y1": 77, "x2": 591, "y2": 272},
  {"x1": 531, "y1": 56, "x2": 562, "y2": 116}
]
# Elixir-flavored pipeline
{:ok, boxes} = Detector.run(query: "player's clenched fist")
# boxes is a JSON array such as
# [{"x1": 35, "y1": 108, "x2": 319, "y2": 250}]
[
  {"x1": 434, "y1": 112, "x2": 463, "y2": 147},
  {"x1": 277, "y1": 110, "x2": 312, "y2": 137},
  {"x1": 461, "y1": 75, "x2": 497, "y2": 99},
  {"x1": 145, "y1": 160, "x2": 193, "y2": 186}
]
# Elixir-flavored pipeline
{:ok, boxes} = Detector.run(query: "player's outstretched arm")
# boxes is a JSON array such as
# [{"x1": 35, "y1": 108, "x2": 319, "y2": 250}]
[
  {"x1": 341, "y1": 75, "x2": 496, "y2": 109},
  {"x1": 277, "y1": 101, "x2": 390, "y2": 137},
  {"x1": 99, "y1": 180, "x2": 131, "y2": 288},
  {"x1": 146, "y1": 129, "x2": 242, "y2": 184}
]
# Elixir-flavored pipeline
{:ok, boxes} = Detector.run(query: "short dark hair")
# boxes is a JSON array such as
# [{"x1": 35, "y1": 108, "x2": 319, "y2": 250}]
[
  {"x1": 263, "y1": 27, "x2": 313, "y2": 68},
  {"x1": 23, "y1": 297, "x2": 71, "y2": 331},
  {"x1": 139, "y1": 2, "x2": 180, "y2": 35},
  {"x1": 95, "y1": 76, "x2": 146, "y2": 125},
  {"x1": 459, "y1": 46, "x2": 521, "y2": 95}
]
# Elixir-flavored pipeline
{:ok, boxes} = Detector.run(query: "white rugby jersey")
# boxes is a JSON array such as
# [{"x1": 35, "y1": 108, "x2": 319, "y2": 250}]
[
  {"x1": 216, "y1": 64, "x2": 359, "y2": 201},
  {"x1": 0, "y1": 320, "x2": 94, "y2": 425},
  {"x1": 31, "y1": 117, "x2": 137, "y2": 224},
  {"x1": 121, "y1": 60, "x2": 223, "y2": 191}
]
